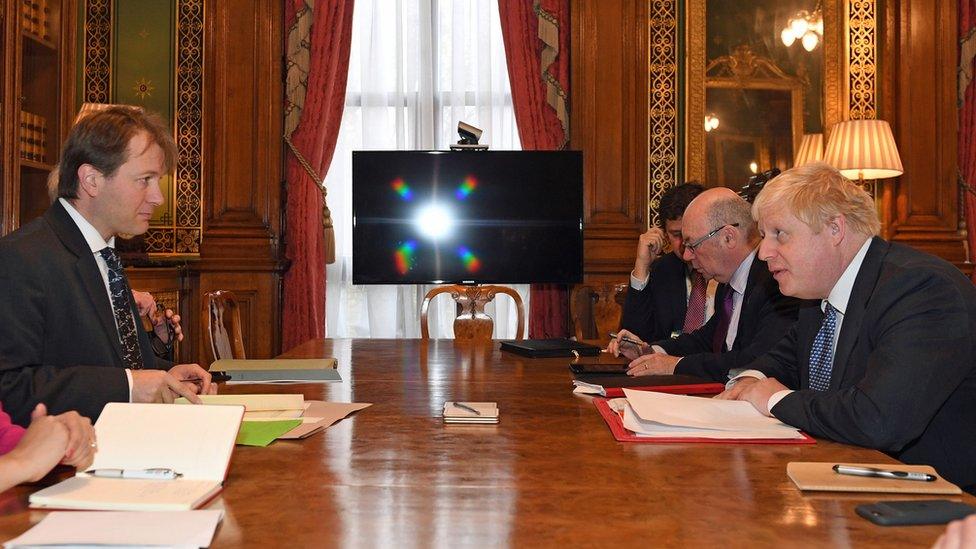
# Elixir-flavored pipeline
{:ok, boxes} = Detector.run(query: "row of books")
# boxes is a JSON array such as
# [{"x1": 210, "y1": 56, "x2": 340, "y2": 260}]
[
  {"x1": 19, "y1": 111, "x2": 48, "y2": 163},
  {"x1": 21, "y1": 0, "x2": 53, "y2": 42}
]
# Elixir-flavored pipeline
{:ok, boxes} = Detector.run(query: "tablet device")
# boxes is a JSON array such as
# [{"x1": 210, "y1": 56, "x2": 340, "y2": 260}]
[{"x1": 569, "y1": 361, "x2": 630, "y2": 375}]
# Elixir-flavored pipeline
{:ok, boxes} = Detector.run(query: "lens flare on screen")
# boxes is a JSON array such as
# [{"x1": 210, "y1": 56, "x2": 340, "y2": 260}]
[
  {"x1": 457, "y1": 246, "x2": 482, "y2": 273},
  {"x1": 415, "y1": 203, "x2": 454, "y2": 240},
  {"x1": 391, "y1": 178, "x2": 413, "y2": 201},
  {"x1": 394, "y1": 241, "x2": 417, "y2": 275},
  {"x1": 455, "y1": 176, "x2": 478, "y2": 200}
]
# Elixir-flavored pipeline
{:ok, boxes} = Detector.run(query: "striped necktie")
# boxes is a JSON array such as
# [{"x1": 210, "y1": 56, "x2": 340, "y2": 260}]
[
  {"x1": 683, "y1": 271, "x2": 707, "y2": 332},
  {"x1": 808, "y1": 302, "x2": 837, "y2": 391},
  {"x1": 99, "y1": 247, "x2": 144, "y2": 370}
]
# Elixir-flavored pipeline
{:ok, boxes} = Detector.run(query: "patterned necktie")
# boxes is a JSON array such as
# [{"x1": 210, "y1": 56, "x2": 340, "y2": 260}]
[
  {"x1": 808, "y1": 302, "x2": 837, "y2": 391},
  {"x1": 712, "y1": 287, "x2": 735, "y2": 353},
  {"x1": 99, "y1": 247, "x2": 144, "y2": 370},
  {"x1": 683, "y1": 271, "x2": 708, "y2": 332}
]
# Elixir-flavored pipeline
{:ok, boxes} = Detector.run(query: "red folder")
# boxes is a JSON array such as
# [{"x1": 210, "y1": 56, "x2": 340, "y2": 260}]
[
  {"x1": 594, "y1": 397, "x2": 816, "y2": 445},
  {"x1": 600, "y1": 382, "x2": 726, "y2": 398}
]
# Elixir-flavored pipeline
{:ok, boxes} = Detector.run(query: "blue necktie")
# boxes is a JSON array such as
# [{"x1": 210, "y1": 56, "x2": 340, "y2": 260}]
[
  {"x1": 99, "y1": 247, "x2": 144, "y2": 370},
  {"x1": 808, "y1": 302, "x2": 837, "y2": 391}
]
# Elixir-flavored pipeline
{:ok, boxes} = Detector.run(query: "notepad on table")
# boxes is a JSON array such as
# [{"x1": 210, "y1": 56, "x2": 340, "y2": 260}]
[
  {"x1": 443, "y1": 401, "x2": 499, "y2": 424},
  {"x1": 29, "y1": 403, "x2": 244, "y2": 511},
  {"x1": 787, "y1": 462, "x2": 962, "y2": 494},
  {"x1": 213, "y1": 358, "x2": 341, "y2": 383}
]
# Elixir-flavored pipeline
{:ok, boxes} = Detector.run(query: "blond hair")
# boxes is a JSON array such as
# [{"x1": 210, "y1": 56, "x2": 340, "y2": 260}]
[{"x1": 752, "y1": 162, "x2": 880, "y2": 236}]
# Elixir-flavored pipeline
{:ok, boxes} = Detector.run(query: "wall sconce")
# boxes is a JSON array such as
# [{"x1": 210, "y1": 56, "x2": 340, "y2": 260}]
[
  {"x1": 823, "y1": 119, "x2": 903, "y2": 192},
  {"x1": 793, "y1": 133, "x2": 824, "y2": 166}
]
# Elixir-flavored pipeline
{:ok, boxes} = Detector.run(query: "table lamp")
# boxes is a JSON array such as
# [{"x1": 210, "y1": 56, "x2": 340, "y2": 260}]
[
  {"x1": 793, "y1": 133, "x2": 824, "y2": 167},
  {"x1": 823, "y1": 119, "x2": 903, "y2": 190}
]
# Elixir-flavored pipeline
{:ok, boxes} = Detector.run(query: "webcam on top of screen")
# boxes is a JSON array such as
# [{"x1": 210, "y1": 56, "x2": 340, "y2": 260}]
[{"x1": 450, "y1": 121, "x2": 489, "y2": 151}]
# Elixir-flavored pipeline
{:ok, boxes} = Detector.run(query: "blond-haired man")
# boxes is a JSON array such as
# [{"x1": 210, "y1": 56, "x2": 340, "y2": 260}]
[{"x1": 720, "y1": 162, "x2": 976, "y2": 492}]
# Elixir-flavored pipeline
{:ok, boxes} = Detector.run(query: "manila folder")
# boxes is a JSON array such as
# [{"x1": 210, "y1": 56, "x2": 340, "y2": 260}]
[{"x1": 29, "y1": 402, "x2": 244, "y2": 511}]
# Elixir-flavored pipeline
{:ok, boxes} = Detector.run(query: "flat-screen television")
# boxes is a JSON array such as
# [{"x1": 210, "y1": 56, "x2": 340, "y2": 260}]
[{"x1": 352, "y1": 150, "x2": 583, "y2": 284}]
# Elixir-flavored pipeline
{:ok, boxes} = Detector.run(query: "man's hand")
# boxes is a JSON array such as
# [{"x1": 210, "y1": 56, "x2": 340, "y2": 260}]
[
  {"x1": 626, "y1": 353, "x2": 680, "y2": 376},
  {"x1": 714, "y1": 377, "x2": 786, "y2": 416},
  {"x1": 132, "y1": 290, "x2": 183, "y2": 344},
  {"x1": 169, "y1": 363, "x2": 218, "y2": 396},
  {"x1": 607, "y1": 329, "x2": 648, "y2": 360},
  {"x1": 131, "y1": 368, "x2": 206, "y2": 404},
  {"x1": 632, "y1": 228, "x2": 668, "y2": 281}
]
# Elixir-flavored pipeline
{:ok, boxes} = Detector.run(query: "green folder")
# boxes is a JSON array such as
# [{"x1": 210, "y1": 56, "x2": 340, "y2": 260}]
[{"x1": 236, "y1": 419, "x2": 302, "y2": 447}]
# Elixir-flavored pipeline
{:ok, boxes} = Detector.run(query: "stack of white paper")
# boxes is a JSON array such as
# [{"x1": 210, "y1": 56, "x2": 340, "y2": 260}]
[
  {"x1": 4, "y1": 510, "x2": 223, "y2": 548},
  {"x1": 615, "y1": 389, "x2": 805, "y2": 440},
  {"x1": 180, "y1": 394, "x2": 371, "y2": 439}
]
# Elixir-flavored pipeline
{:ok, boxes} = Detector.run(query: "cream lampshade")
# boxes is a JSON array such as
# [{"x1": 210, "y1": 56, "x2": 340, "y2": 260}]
[
  {"x1": 793, "y1": 133, "x2": 824, "y2": 167},
  {"x1": 823, "y1": 119, "x2": 904, "y2": 182}
]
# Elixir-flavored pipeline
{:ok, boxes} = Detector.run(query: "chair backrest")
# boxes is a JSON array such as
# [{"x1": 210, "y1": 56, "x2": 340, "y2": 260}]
[
  {"x1": 202, "y1": 290, "x2": 246, "y2": 362},
  {"x1": 570, "y1": 283, "x2": 628, "y2": 342},
  {"x1": 421, "y1": 285, "x2": 525, "y2": 341}
]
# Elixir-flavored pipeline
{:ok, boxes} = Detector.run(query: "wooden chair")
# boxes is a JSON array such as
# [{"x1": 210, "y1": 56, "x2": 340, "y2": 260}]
[
  {"x1": 421, "y1": 285, "x2": 525, "y2": 341},
  {"x1": 570, "y1": 283, "x2": 628, "y2": 342},
  {"x1": 202, "y1": 290, "x2": 246, "y2": 362}
]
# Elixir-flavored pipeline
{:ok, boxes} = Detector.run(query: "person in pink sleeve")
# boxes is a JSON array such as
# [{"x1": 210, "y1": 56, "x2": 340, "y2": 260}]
[{"x1": 0, "y1": 402, "x2": 96, "y2": 492}]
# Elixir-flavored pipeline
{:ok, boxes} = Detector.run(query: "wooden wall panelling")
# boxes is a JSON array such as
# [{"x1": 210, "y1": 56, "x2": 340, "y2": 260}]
[
  {"x1": 195, "y1": 0, "x2": 285, "y2": 362},
  {"x1": 879, "y1": 0, "x2": 968, "y2": 268},
  {"x1": 570, "y1": 0, "x2": 649, "y2": 282}
]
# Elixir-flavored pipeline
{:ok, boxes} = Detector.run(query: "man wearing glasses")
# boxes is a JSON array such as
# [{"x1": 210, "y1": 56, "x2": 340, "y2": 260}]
[{"x1": 612, "y1": 187, "x2": 809, "y2": 381}]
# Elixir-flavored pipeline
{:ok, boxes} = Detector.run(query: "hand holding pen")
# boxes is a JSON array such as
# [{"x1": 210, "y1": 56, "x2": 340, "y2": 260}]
[{"x1": 606, "y1": 330, "x2": 651, "y2": 360}]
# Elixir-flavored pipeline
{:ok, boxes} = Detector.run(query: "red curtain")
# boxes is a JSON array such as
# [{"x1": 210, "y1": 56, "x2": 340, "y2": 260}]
[
  {"x1": 499, "y1": 0, "x2": 572, "y2": 338},
  {"x1": 282, "y1": 0, "x2": 354, "y2": 350},
  {"x1": 961, "y1": 0, "x2": 976, "y2": 282}
]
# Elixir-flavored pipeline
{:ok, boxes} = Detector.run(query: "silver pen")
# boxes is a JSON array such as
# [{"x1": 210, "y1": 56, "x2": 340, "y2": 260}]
[
  {"x1": 832, "y1": 464, "x2": 936, "y2": 482},
  {"x1": 452, "y1": 402, "x2": 482, "y2": 416},
  {"x1": 85, "y1": 468, "x2": 182, "y2": 480}
]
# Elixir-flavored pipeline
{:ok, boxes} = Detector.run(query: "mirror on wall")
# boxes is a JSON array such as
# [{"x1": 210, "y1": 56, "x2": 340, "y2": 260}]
[{"x1": 695, "y1": 0, "x2": 826, "y2": 188}]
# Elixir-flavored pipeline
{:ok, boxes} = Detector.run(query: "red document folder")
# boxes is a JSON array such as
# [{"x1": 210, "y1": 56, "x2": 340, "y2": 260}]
[
  {"x1": 594, "y1": 388, "x2": 817, "y2": 445},
  {"x1": 600, "y1": 382, "x2": 726, "y2": 398}
]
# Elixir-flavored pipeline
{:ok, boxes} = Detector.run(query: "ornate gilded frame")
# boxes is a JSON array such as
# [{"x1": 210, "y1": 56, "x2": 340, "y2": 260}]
[
  {"x1": 649, "y1": 0, "x2": 879, "y2": 224},
  {"x1": 82, "y1": 0, "x2": 203, "y2": 255}
]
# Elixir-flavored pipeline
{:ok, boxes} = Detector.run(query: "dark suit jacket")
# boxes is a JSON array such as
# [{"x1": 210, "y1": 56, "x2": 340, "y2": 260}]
[
  {"x1": 619, "y1": 253, "x2": 698, "y2": 342},
  {"x1": 753, "y1": 237, "x2": 976, "y2": 489},
  {"x1": 0, "y1": 201, "x2": 167, "y2": 426},
  {"x1": 657, "y1": 253, "x2": 809, "y2": 382}
]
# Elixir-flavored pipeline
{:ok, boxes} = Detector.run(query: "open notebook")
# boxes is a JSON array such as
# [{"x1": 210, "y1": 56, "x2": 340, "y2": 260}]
[{"x1": 29, "y1": 402, "x2": 244, "y2": 511}]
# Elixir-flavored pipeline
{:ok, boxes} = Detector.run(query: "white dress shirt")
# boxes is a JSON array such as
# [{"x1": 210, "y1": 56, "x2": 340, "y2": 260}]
[
  {"x1": 730, "y1": 238, "x2": 873, "y2": 415},
  {"x1": 59, "y1": 198, "x2": 135, "y2": 399}
]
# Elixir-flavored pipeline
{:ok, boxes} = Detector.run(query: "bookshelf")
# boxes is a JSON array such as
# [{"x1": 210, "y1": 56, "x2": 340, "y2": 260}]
[{"x1": 1, "y1": 0, "x2": 76, "y2": 235}]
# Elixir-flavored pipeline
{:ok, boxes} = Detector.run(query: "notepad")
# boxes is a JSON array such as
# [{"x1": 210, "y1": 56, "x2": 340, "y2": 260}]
[
  {"x1": 29, "y1": 403, "x2": 244, "y2": 511},
  {"x1": 787, "y1": 462, "x2": 962, "y2": 494},
  {"x1": 176, "y1": 393, "x2": 306, "y2": 414},
  {"x1": 443, "y1": 401, "x2": 499, "y2": 424}
]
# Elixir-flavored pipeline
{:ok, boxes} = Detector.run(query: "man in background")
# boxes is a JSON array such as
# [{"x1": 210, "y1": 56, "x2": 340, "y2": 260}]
[
  {"x1": 0, "y1": 106, "x2": 215, "y2": 426},
  {"x1": 618, "y1": 182, "x2": 715, "y2": 343},
  {"x1": 720, "y1": 162, "x2": 976, "y2": 492}
]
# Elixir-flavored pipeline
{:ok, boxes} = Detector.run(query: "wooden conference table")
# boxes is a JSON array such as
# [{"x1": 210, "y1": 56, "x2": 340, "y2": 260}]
[{"x1": 1, "y1": 338, "x2": 973, "y2": 547}]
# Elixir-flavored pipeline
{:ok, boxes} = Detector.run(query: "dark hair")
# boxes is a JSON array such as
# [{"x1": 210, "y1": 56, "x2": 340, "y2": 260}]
[
  {"x1": 659, "y1": 181, "x2": 705, "y2": 222},
  {"x1": 58, "y1": 106, "x2": 177, "y2": 199}
]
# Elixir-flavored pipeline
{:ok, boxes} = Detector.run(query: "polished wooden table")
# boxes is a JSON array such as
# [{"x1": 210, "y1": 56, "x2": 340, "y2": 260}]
[{"x1": 1, "y1": 339, "x2": 972, "y2": 547}]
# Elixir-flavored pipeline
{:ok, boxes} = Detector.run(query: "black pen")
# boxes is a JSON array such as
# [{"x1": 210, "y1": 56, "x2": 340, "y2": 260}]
[
  {"x1": 184, "y1": 371, "x2": 232, "y2": 384},
  {"x1": 608, "y1": 332, "x2": 642, "y2": 347},
  {"x1": 833, "y1": 464, "x2": 937, "y2": 482}
]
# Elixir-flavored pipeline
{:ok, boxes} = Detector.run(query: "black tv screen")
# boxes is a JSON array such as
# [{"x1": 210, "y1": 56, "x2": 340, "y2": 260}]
[{"x1": 352, "y1": 150, "x2": 583, "y2": 284}]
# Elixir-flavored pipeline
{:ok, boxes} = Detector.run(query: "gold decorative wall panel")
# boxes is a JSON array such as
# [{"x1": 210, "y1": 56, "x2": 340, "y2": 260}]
[
  {"x1": 83, "y1": 0, "x2": 111, "y2": 103},
  {"x1": 648, "y1": 0, "x2": 680, "y2": 227},
  {"x1": 847, "y1": 0, "x2": 877, "y2": 120},
  {"x1": 81, "y1": 0, "x2": 203, "y2": 256}
]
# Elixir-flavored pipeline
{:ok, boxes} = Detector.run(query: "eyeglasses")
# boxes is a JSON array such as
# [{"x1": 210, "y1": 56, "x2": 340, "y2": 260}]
[{"x1": 684, "y1": 223, "x2": 740, "y2": 252}]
